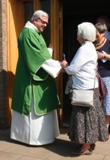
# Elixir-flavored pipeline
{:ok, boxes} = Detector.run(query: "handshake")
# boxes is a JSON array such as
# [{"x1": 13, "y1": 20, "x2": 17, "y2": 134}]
[
  {"x1": 61, "y1": 60, "x2": 68, "y2": 68},
  {"x1": 60, "y1": 60, "x2": 68, "y2": 72},
  {"x1": 61, "y1": 53, "x2": 68, "y2": 68},
  {"x1": 60, "y1": 54, "x2": 68, "y2": 72}
]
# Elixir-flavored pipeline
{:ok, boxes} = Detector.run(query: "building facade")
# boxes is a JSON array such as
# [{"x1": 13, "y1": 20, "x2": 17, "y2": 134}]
[{"x1": 0, "y1": 0, "x2": 9, "y2": 129}]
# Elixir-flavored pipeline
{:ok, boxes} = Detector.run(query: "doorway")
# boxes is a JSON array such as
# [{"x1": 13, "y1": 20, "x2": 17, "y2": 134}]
[{"x1": 62, "y1": 0, "x2": 110, "y2": 126}]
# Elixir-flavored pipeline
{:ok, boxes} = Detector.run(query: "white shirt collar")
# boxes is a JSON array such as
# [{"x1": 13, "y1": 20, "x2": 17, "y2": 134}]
[{"x1": 24, "y1": 21, "x2": 40, "y2": 33}]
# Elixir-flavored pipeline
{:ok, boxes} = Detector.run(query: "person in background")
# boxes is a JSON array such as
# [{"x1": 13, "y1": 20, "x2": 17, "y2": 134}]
[
  {"x1": 61, "y1": 22, "x2": 108, "y2": 156},
  {"x1": 96, "y1": 15, "x2": 110, "y2": 40},
  {"x1": 94, "y1": 22, "x2": 110, "y2": 137},
  {"x1": 96, "y1": 16, "x2": 110, "y2": 135},
  {"x1": 10, "y1": 10, "x2": 62, "y2": 146}
]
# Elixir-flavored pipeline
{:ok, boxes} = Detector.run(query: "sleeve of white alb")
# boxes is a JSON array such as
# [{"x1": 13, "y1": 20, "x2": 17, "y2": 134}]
[{"x1": 42, "y1": 59, "x2": 62, "y2": 78}]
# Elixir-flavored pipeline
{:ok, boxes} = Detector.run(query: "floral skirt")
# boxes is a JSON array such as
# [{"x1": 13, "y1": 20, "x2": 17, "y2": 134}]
[
  {"x1": 102, "y1": 76, "x2": 110, "y2": 115},
  {"x1": 68, "y1": 88, "x2": 108, "y2": 144}
]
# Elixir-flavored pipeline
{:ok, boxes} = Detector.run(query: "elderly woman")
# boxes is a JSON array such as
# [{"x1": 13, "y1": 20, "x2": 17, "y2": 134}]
[
  {"x1": 61, "y1": 22, "x2": 108, "y2": 156},
  {"x1": 94, "y1": 22, "x2": 110, "y2": 137}
]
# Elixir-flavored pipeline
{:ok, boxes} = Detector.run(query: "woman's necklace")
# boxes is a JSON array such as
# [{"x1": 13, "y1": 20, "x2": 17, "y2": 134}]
[{"x1": 95, "y1": 38, "x2": 106, "y2": 46}]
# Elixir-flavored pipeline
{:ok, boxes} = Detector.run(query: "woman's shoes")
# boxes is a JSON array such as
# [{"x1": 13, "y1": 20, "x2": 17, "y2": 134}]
[
  {"x1": 71, "y1": 144, "x2": 95, "y2": 156},
  {"x1": 90, "y1": 144, "x2": 96, "y2": 150},
  {"x1": 108, "y1": 125, "x2": 110, "y2": 138},
  {"x1": 71, "y1": 149, "x2": 92, "y2": 156}
]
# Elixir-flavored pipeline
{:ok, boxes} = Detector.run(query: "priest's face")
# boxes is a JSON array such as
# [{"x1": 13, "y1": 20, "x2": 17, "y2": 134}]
[{"x1": 34, "y1": 16, "x2": 48, "y2": 33}]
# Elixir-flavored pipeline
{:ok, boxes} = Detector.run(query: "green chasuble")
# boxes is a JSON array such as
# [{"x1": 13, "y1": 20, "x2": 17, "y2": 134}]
[{"x1": 12, "y1": 27, "x2": 60, "y2": 116}]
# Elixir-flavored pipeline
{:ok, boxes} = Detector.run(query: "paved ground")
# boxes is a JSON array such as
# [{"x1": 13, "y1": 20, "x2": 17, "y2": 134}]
[{"x1": 0, "y1": 127, "x2": 110, "y2": 160}]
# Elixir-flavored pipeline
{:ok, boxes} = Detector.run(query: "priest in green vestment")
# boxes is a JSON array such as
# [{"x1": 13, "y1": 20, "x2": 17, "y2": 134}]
[{"x1": 10, "y1": 10, "x2": 62, "y2": 145}]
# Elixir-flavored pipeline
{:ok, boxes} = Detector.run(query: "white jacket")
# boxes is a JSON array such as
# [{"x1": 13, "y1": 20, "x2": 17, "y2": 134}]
[{"x1": 65, "y1": 41, "x2": 98, "y2": 89}]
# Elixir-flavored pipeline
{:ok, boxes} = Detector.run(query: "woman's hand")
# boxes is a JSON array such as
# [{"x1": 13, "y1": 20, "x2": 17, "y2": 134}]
[
  {"x1": 97, "y1": 51, "x2": 105, "y2": 59},
  {"x1": 97, "y1": 51, "x2": 110, "y2": 61},
  {"x1": 61, "y1": 60, "x2": 68, "y2": 68}
]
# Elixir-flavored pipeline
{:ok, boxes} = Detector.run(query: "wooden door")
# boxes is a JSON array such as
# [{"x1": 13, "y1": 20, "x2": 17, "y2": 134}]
[{"x1": 7, "y1": 0, "x2": 39, "y2": 126}]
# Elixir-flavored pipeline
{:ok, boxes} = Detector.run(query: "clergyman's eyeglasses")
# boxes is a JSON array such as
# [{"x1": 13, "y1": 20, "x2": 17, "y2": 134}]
[{"x1": 38, "y1": 18, "x2": 48, "y2": 25}]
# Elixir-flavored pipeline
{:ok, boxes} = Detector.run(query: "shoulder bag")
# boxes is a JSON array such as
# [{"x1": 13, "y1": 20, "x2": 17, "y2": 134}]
[
  {"x1": 71, "y1": 70, "x2": 96, "y2": 107},
  {"x1": 96, "y1": 73, "x2": 106, "y2": 103}
]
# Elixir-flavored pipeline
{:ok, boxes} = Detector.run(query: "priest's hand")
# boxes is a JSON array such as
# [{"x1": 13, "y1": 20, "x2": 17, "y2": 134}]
[
  {"x1": 60, "y1": 67, "x2": 66, "y2": 72},
  {"x1": 48, "y1": 43, "x2": 54, "y2": 50}
]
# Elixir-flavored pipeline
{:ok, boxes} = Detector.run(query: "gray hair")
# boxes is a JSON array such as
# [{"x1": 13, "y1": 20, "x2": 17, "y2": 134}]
[
  {"x1": 95, "y1": 22, "x2": 107, "y2": 34},
  {"x1": 77, "y1": 22, "x2": 96, "y2": 42},
  {"x1": 31, "y1": 10, "x2": 49, "y2": 22}
]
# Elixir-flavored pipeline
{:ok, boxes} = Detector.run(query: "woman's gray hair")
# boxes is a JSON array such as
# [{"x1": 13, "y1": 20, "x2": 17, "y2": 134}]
[
  {"x1": 95, "y1": 22, "x2": 107, "y2": 34},
  {"x1": 31, "y1": 10, "x2": 49, "y2": 22},
  {"x1": 77, "y1": 22, "x2": 96, "y2": 42}
]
